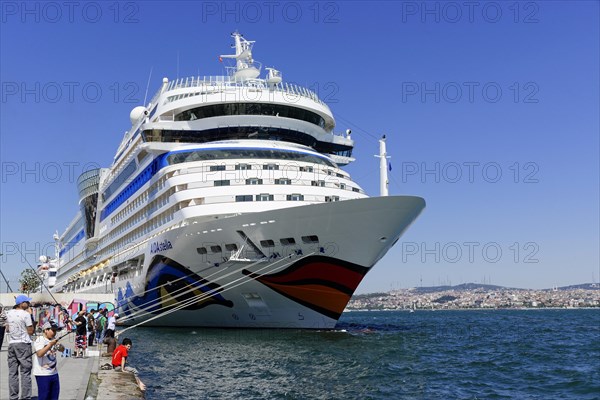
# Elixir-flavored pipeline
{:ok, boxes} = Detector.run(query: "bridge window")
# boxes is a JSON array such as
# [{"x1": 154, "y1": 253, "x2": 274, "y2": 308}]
[
  {"x1": 174, "y1": 102, "x2": 326, "y2": 129},
  {"x1": 236, "y1": 195, "x2": 253, "y2": 202},
  {"x1": 256, "y1": 194, "x2": 274, "y2": 201}
]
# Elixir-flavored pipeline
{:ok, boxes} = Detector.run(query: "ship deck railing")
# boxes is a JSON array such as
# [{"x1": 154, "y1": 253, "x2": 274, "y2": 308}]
[{"x1": 155, "y1": 76, "x2": 326, "y2": 107}]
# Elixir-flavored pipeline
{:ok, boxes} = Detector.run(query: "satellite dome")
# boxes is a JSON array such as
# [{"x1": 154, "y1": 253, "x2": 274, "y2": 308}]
[{"x1": 130, "y1": 106, "x2": 147, "y2": 125}]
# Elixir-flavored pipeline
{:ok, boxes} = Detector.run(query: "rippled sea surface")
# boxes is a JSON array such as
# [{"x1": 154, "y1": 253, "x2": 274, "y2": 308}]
[{"x1": 125, "y1": 310, "x2": 600, "y2": 399}]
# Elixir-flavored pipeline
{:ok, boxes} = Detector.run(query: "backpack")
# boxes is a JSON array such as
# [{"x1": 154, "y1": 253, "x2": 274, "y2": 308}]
[{"x1": 94, "y1": 315, "x2": 103, "y2": 331}]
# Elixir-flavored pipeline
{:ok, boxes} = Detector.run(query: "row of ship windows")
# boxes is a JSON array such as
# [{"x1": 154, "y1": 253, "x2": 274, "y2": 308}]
[
  {"x1": 107, "y1": 175, "x2": 169, "y2": 225},
  {"x1": 81, "y1": 173, "x2": 347, "y2": 265},
  {"x1": 233, "y1": 194, "x2": 341, "y2": 202},
  {"x1": 101, "y1": 189, "x2": 339, "y2": 258},
  {"x1": 104, "y1": 191, "x2": 340, "y2": 252},
  {"x1": 65, "y1": 260, "x2": 144, "y2": 291},
  {"x1": 111, "y1": 186, "x2": 175, "y2": 226},
  {"x1": 109, "y1": 188, "x2": 176, "y2": 240},
  {"x1": 168, "y1": 148, "x2": 336, "y2": 168},
  {"x1": 65, "y1": 274, "x2": 111, "y2": 292},
  {"x1": 106, "y1": 173, "x2": 357, "y2": 238},
  {"x1": 173, "y1": 102, "x2": 327, "y2": 130},
  {"x1": 102, "y1": 206, "x2": 178, "y2": 258},
  {"x1": 104, "y1": 162, "x2": 345, "y2": 225},
  {"x1": 211, "y1": 163, "x2": 345, "y2": 178},
  {"x1": 214, "y1": 178, "x2": 360, "y2": 191},
  {"x1": 196, "y1": 235, "x2": 319, "y2": 254}
]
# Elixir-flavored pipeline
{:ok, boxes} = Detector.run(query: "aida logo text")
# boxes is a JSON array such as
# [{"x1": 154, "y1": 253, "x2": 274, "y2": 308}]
[{"x1": 150, "y1": 239, "x2": 173, "y2": 254}]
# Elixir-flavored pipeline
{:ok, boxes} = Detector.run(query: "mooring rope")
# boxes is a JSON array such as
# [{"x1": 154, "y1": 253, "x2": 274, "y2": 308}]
[
  {"x1": 118, "y1": 252, "x2": 308, "y2": 325},
  {"x1": 117, "y1": 252, "x2": 314, "y2": 334},
  {"x1": 115, "y1": 256, "x2": 267, "y2": 322}
]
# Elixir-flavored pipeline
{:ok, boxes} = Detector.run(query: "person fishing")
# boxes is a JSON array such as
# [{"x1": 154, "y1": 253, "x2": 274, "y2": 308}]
[{"x1": 33, "y1": 321, "x2": 62, "y2": 400}]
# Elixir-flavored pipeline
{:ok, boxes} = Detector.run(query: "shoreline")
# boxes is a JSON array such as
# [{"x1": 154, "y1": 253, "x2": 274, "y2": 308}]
[{"x1": 344, "y1": 306, "x2": 600, "y2": 312}]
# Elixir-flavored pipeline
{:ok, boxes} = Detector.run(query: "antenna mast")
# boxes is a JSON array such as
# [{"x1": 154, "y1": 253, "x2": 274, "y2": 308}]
[{"x1": 375, "y1": 135, "x2": 390, "y2": 196}]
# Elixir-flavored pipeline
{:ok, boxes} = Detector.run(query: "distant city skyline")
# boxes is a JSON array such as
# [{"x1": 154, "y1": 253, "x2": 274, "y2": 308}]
[{"x1": 1, "y1": 1, "x2": 598, "y2": 294}]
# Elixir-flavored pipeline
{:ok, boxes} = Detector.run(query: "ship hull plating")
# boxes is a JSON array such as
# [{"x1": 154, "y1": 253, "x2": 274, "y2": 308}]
[{"x1": 114, "y1": 196, "x2": 425, "y2": 328}]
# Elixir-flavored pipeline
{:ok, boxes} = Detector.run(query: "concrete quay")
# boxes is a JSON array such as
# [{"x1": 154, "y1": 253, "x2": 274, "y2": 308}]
[
  {"x1": 94, "y1": 356, "x2": 145, "y2": 400},
  {"x1": 0, "y1": 341, "x2": 143, "y2": 400}
]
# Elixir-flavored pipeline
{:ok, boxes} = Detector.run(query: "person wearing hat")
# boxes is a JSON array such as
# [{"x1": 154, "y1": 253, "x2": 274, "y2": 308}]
[
  {"x1": 33, "y1": 321, "x2": 61, "y2": 400},
  {"x1": 6, "y1": 294, "x2": 34, "y2": 400}
]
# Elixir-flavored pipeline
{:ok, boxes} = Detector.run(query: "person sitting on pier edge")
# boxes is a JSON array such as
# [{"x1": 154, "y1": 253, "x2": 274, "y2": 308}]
[
  {"x1": 6, "y1": 294, "x2": 34, "y2": 400},
  {"x1": 33, "y1": 321, "x2": 61, "y2": 400},
  {"x1": 112, "y1": 338, "x2": 146, "y2": 391},
  {"x1": 102, "y1": 335, "x2": 117, "y2": 356}
]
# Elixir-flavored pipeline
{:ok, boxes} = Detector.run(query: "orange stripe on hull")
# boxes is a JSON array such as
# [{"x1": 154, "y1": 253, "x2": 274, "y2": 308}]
[{"x1": 264, "y1": 282, "x2": 351, "y2": 316}]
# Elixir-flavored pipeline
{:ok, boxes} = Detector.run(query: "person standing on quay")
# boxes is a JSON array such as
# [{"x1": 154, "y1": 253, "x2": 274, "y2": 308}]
[
  {"x1": 95, "y1": 309, "x2": 107, "y2": 343},
  {"x1": 105, "y1": 312, "x2": 119, "y2": 338},
  {"x1": 86, "y1": 309, "x2": 96, "y2": 346},
  {"x1": 72, "y1": 310, "x2": 88, "y2": 358},
  {"x1": 6, "y1": 294, "x2": 34, "y2": 400},
  {"x1": 33, "y1": 321, "x2": 61, "y2": 400}
]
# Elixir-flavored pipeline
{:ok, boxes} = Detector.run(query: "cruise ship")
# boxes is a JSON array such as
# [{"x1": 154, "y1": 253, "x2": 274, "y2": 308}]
[{"x1": 53, "y1": 33, "x2": 425, "y2": 328}]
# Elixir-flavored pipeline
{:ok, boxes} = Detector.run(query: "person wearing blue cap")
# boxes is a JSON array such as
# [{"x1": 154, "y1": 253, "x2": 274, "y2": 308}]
[{"x1": 6, "y1": 294, "x2": 34, "y2": 400}]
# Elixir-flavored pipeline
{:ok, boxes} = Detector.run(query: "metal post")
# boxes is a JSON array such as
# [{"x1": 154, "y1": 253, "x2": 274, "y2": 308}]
[{"x1": 0, "y1": 253, "x2": 14, "y2": 292}]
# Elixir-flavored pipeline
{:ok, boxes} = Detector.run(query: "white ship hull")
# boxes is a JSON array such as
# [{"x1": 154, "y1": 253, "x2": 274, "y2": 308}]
[{"x1": 112, "y1": 196, "x2": 424, "y2": 328}]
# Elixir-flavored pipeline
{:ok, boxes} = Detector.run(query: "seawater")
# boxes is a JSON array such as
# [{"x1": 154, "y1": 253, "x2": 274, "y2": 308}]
[{"x1": 124, "y1": 309, "x2": 600, "y2": 399}]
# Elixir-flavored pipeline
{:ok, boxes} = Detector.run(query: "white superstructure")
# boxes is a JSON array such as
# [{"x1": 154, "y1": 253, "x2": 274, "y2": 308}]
[{"x1": 53, "y1": 33, "x2": 425, "y2": 328}]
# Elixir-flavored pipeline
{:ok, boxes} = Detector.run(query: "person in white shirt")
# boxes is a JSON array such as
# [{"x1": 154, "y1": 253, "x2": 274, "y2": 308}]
[
  {"x1": 105, "y1": 313, "x2": 119, "y2": 338},
  {"x1": 33, "y1": 321, "x2": 61, "y2": 400},
  {"x1": 6, "y1": 294, "x2": 34, "y2": 400}
]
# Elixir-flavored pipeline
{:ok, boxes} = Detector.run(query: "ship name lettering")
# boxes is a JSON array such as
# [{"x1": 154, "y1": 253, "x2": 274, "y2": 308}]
[{"x1": 150, "y1": 239, "x2": 173, "y2": 254}]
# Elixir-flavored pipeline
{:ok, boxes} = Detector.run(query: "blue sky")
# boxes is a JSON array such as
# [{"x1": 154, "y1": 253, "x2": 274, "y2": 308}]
[{"x1": 0, "y1": 1, "x2": 598, "y2": 293}]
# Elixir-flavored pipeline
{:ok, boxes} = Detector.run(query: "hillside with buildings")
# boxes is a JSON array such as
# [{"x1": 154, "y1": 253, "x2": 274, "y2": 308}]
[{"x1": 348, "y1": 283, "x2": 600, "y2": 311}]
